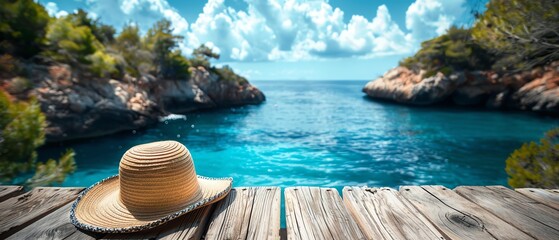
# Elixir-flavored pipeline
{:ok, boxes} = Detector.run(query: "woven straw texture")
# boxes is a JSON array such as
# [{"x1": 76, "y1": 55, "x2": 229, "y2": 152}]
[{"x1": 72, "y1": 141, "x2": 232, "y2": 231}]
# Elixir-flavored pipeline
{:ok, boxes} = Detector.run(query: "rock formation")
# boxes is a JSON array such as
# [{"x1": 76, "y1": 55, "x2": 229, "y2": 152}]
[
  {"x1": 4, "y1": 64, "x2": 265, "y2": 142},
  {"x1": 363, "y1": 62, "x2": 559, "y2": 113}
]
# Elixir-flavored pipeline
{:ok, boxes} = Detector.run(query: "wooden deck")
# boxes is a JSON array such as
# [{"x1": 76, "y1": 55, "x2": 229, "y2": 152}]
[{"x1": 0, "y1": 185, "x2": 557, "y2": 239}]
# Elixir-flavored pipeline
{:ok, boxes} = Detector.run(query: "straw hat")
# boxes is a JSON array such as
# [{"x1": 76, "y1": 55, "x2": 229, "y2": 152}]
[{"x1": 70, "y1": 140, "x2": 232, "y2": 233}]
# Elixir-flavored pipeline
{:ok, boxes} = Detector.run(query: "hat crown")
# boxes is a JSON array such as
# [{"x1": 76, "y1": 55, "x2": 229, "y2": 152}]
[{"x1": 118, "y1": 141, "x2": 201, "y2": 211}]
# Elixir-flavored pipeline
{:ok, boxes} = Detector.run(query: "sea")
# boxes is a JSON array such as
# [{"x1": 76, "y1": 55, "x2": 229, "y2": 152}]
[{"x1": 39, "y1": 80, "x2": 558, "y2": 190}]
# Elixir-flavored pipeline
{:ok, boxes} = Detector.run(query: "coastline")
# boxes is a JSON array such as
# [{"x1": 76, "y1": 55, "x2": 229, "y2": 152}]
[
  {"x1": 3, "y1": 64, "x2": 265, "y2": 142},
  {"x1": 363, "y1": 63, "x2": 559, "y2": 115}
]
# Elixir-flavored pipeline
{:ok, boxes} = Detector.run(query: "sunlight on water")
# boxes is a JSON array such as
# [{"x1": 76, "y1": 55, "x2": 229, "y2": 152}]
[{"x1": 40, "y1": 80, "x2": 558, "y2": 191}]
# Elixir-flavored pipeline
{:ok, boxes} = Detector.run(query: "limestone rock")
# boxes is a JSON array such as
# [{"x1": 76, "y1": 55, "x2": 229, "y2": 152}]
[
  {"x1": 13, "y1": 64, "x2": 265, "y2": 142},
  {"x1": 363, "y1": 61, "x2": 559, "y2": 114}
]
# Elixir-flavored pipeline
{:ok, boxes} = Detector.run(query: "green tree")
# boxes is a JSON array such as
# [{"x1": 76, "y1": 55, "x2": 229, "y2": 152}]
[
  {"x1": 400, "y1": 26, "x2": 493, "y2": 77},
  {"x1": 144, "y1": 19, "x2": 185, "y2": 78},
  {"x1": 43, "y1": 16, "x2": 118, "y2": 77},
  {"x1": 0, "y1": 90, "x2": 76, "y2": 186},
  {"x1": 0, "y1": 0, "x2": 49, "y2": 58},
  {"x1": 67, "y1": 9, "x2": 116, "y2": 44},
  {"x1": 115, "y1": 24, "x2": 155, "y2": 77},
  {"x1": 506, "y1": 128, "x2": 559, "y2": 188},
  {"x1": 44, "y1": 17, "x2": 100, "y2": 64},
  {"x1": 472, "y1": 0, "x2": 559, "y2": 70},
  {"x1": 166, "y1": 50, "x2": 191, "y2": 79},
  {"x1": 193, "y1": 44, "x2": 220, "y2": 60},
  {"x1": 191, "y1": 44, "x2": 220, "y2": 69}
]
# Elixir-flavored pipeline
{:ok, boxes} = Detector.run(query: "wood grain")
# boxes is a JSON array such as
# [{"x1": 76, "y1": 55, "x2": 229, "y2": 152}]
[
  {"x1": 343, "y1": 187, "x2": 444, "y2": 239},
  {"x1": 205, "y1": 187, "x2": 281, "y2": 240},
  {"x1": 285, "y1": 187, "x2": 364, "y2": 240},
  {"x1": 7, "y1": 202, "x2": 98, "y2": 240},
  {"x1": 516, "y1": 188, "x2": 559, "y2": 210},
  {"x1": 101, "y1": 206, "x2": 214, "y2": 240},
  {"x1": 455, "y1": 186, "x2": 559, "y2": 239},
  {"x1": 0, "y1": 187, "x2": 83, "y2": 239},
  {"x1": 400, "y1": 185, "x2": 532, "y2": 240},
  {"x1": 0, "y1": 186, "x2": 24, "y2": 202}
]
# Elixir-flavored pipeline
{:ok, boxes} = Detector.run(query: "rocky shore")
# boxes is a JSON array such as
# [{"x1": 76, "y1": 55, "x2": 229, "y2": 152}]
[
  {"x1": 5, "y1": 64, "x2": 265, "y2": 142},
  {"x1": 363, "y1": 62, "x2": 559, "y2": 113}
]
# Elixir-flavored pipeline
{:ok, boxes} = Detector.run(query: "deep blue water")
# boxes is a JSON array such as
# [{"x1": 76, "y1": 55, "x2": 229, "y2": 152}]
[{"x1": 40, "y1": 80, "x2": 558, "y2": 190}]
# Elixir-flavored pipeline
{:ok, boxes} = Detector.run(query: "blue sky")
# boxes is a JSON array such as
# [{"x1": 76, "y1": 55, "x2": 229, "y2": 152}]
[{"x1": 40, "y1": 0, "x2": 486, "y2": 80}]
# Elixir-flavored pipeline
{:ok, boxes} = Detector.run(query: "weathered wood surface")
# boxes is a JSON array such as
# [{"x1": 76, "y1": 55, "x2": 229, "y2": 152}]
[
  {"x1": 285, "y1": 187, "x2": 364, "y2": 240},
  {"x1": 7, "y1": 202, "x2": 98, "y2": 240},
  {"x1": 456, "y1": 186, "x2": 559, "y2": 239},
  {"x1": 0, "y1": 187, "x2": 83, "y2": 239},
  {"x1": 516, "y1": 188, "x2": 559, "y2": 210},
  {"x1": 102, "y1": 206, "x2": 214, "y2": 240},
  {"x1": 205, "y1": 187, "x2": 281, "y2": 240},
  {"x1": 0, "y1": 186, "x2": 24, "y2": 202},
  {"x1": 2, "y1": 185, "x2": 558, "y2": 240},
  {"x1": 400, "y1": 185, "x2": 532, "y2": 240},
  {"x1": 343, "y1": 187, "x2": 444, "y2": 240}
]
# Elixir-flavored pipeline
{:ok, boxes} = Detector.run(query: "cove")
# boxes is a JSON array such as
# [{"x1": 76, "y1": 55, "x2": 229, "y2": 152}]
[{"x1": 39, "y1": 80, "x2": 558, "y2": 190}]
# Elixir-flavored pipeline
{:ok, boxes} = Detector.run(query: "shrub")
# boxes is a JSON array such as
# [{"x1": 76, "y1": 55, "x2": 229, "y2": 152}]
[
  {"x1": 87, "y1": 50, "x2": 118, "y2": 78},
  {"x1": 472, "y1": 0, "x2": 559, "y2": 71},
  {"x1": 0, "y1": 0, "x2": 49, "y2": 58},
  {"x1": 164, "y1": 50, "x2": 190, "y2": 80},
  {"x1": 0, "y1": 90, "x2": 76, "y2": 186},
  {"x1": 399, "y1": 26, "x2": 494, "y2": 77},
  {"x1": 506, "y1": 128, "x2": 559, "y2": 188},
  {"x1": 26, "y1": 149, "x2": 76, "y2": 188},
  {"x1": 44, "y1": 17, "x2": 100, "y2": 65},
  {"x1": 214, "y1": 65, "x2": 248, "y2": 85}
]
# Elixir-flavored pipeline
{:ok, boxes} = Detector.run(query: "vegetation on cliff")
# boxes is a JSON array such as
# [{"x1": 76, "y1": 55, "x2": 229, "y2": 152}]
[
  {"x1": 0, "y1": 0, "x2": 246, "y2": 83},
  {"x1": 399, "y1": 26, "x2": 494, "y2": 78},
  {"x1": 0, "y1": 90, "x2": 76, "y2": 187},
  {"x1": 400, "y1": 0, "x2": 559, "y2": 76},
  {"x1": 506, "y1": 128, "x2": 559, "y2": 188}
]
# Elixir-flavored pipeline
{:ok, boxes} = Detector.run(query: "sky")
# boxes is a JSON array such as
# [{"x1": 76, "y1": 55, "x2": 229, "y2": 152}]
[{"x1": 39, "y1": 0, "x2": 486, "y2": 80}]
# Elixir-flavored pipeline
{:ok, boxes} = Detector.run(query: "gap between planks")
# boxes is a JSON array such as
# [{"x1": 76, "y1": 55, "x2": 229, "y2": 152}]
[
  {"x1": 285, "y1": 187, "x2": 365, "y2": 240},
  {"x1": 205, "y1": 187, "x2": 281, "y2": 240}
]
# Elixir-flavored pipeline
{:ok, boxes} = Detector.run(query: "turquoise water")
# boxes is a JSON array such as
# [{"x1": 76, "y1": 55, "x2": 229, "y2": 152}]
[{"x1": 40, "y1": 80, "x2": 558, "y2": 190}]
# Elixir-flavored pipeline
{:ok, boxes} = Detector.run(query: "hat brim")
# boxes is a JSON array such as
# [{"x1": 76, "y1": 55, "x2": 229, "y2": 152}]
[{"x1": 70, "y1": 174, "x2": 232, "y2": 233}]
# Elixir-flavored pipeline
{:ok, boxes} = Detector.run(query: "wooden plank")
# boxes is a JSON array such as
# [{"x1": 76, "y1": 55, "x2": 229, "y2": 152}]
[
  {"x1": 516, "y1": 188, "x2": 559, "y2": 210},
  {"x1": 343, "y1": 187, "x2": 444, "y2": 239},
  {"x1": 455, "y1": 186, "x2": 559, "y2": 239},
  {"x1": 285, "y1": 187, "x2": 364, "y2": 240},
  {"x1": 0, "y1": 186, "x2": 24, "y2": 202},
  {"x1": 400, "y1": 185, "x2": 532, "y2": 240},
  {"x1": 205, "y1": 187, "x2": 281, "y2": 240},
  {"x1": 0, "y1": 187, "x2": 83, "y2": 238},
  {"x1": 7, "y1": 202, "x2": 99, "y2": 240},
  {"x1": 101, "y1": 206, "x2": 214, "y2": 240}
]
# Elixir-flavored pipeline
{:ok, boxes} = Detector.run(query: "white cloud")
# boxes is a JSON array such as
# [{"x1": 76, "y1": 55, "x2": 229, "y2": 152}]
[
  {"x1": 188, "y1": 0, "x2": 415, "y2": 61},
  {"x1": 85, "y1": 0, "x2": 188, "y2": 38},
  {"x1": 79, "y1": 0, "x2": 467, "y2": 62},
  {"x1": 405, "y1": 0, "x2": 466, "y2": 41},
  {"x1": 45, "y1": 2, "x2": 68, "y2": 18}
]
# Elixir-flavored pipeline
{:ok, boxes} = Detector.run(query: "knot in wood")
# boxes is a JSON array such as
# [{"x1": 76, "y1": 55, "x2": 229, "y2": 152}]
[{"x1": 445, "y1": 212, "x2": 484, "y2": 229}]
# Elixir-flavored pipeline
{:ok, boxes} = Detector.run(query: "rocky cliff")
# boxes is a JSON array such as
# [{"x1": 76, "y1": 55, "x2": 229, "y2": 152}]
[
  {"x1": 363, "y1": 62, "x2": 559, "y2": 113},
  {"x1": 3, "y1": 64, "x2": 265, "y2": 142}
]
